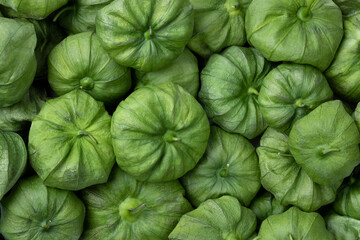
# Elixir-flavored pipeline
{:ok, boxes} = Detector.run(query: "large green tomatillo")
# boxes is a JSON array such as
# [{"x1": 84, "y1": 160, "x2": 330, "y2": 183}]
[
  {"x1": 246, "y1": 0, "x2": 343, "y2": 71},
  {"x1": 0, "y1": 176, "x2": 85, "y2": 240},
  {"x1": 289, "y1": 100, "x2": 360, "y2": 187},
  {"x1": 81, "y1": 167, "x2": 192, "y2": 240},
  {"x1": 111, "y1": 83, "x2": 210, "y2": 182},
  {"x1": 96, "y1": 0, "x2": 194, "y2": 72},
  {"x1": 199, "y1": 46, "x2": 271, "y2": 139},
  {"x1": 0, "y1": 18, "x2": 36, "y2": 107},
  {"x1": 48, "y1": 32, "x2": 131, "y2": 104},
  {"x1": 28, "y1": 90, "x2": 115, "y2": 191}
]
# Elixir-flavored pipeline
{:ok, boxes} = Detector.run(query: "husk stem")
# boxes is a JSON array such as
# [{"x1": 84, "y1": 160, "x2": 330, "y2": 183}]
[
  {"x1": 305, "y1": 0, "x2": 315, "y2": 16},
  {"x1": 53, "y1": 6, "x2": 76, "y2": 22},
  {"x1": 78, "y1": 131, "x2": 98, "y2": 144},
  {"x1": 42, "y1": 220, "x2": 52, "y2": 231},
  {"x1": 220, "y1": 164, "x2": 230, "y2": 177},
  {"x1": 129, "y1": 202, "x2": 147, "y2": 213},
  {"x1": 321, "y1": 148, "x2": 340, "y2": 155}
]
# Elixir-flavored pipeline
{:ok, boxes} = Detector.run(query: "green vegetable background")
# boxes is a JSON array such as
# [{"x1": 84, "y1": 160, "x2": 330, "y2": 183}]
[{"x1": 1, "y1": 0, "x2": 360, "y2": 239}]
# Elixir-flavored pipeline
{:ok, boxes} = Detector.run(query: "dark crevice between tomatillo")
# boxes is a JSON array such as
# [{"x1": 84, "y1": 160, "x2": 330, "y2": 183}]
[
  {"x1": 78, "y1": 131, "x2": 98, "y2": 144},
  {"x1": 41, "y1": 220, "x2": 52, "y2": 231},
  {"x1": 350, "y1": 176, "x2": 357, "y2": 185},
  {"x1": 119, "y1": 198, "x2": 147, "y2": 223}
]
